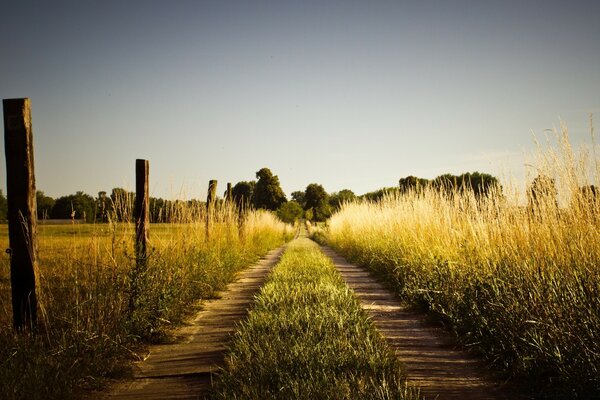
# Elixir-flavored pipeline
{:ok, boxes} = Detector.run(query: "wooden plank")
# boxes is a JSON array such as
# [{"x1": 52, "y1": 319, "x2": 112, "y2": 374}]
[
  {"x1": 319, "y1": 245, "x2": 520, "y2": 400},
  {"x1": 3, "y1": 97, "x2": 38, "y2": 332},
  {"x1": 135, "y1": 159, "x2": 149, "y2": 267},
  {"x1": 206, "y1": 180, "x2": 217, "y2": 239}
]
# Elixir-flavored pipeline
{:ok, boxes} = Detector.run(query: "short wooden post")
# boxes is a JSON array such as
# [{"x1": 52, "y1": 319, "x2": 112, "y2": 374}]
[
  {"x1": 3, "y1": 98, "x2": 38, "y2": 332},
  {"x1": 130, "y1": 159, "x2": 149, "y2": 314},
  {"x1": 206, "y1": 180, "x2": 217, "y2": 239}
]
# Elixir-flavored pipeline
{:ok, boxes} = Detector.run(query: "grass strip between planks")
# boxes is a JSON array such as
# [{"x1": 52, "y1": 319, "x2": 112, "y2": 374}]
[{"x1": 213, "y1": 238, "x2": 419, "y2": 400}]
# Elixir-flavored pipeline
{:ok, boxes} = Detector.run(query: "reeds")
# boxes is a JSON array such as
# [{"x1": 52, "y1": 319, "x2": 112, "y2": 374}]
[{"x1": 326, "y1": 125, "x2": 600, "y2": 396}]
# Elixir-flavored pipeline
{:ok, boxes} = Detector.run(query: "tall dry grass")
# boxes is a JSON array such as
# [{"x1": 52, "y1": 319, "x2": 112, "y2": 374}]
[
  {"x1": 0, "y1": 200, "x2": 292, "y2": 400},
  {"x1": 326, "y1": 125, "x2": 600, "y2": 397}
]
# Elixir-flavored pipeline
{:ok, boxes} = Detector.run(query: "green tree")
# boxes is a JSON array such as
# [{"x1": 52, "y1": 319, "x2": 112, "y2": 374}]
[
  {"x1": 304, "y1": 183, "x2": 331, "y2": 221},
  {"x1": 36, "y1": 191, "x2": 55, "y2": 220},
  {"x1": 277, "y1": 200, "x2": 304, "y2": 223},
  {"x1": 232, "y1": 181, "x2": 256, "y2": 209},
  {"x1": 51, "y1": 191, "x2": 96, "y2": 222},
  {"x1": 253, "y1": 168, "x2": 287, "y2": 211},
  {"x1": 399, "y1": 176, "x2": 429, "y2": 193},
  {"x1": 291, "y1": 191, "x2": 306, "y2": 207},
  {"x1": 0, "y1": 190, "x2": 7, "y2": 222},
  {"x1": 329, "y1": 189, "x2": 356, "y2": 211}
]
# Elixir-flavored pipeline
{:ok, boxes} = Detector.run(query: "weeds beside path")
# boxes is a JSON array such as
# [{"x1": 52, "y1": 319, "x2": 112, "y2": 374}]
[
  {"x1": 96, "y1": 245, "x2": 286, "y2": 400},
  {"x1": 319, "y1": 245, "x2": 520, "y2": 400}
]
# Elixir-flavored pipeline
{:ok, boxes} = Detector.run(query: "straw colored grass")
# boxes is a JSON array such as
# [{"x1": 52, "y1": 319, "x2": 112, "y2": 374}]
[
  {"x1": 326, "y1": 127, "x2": 600, "y2": 397},
  {"x1": 0, "y1": 202, "x2": 292, "y2": 400}
]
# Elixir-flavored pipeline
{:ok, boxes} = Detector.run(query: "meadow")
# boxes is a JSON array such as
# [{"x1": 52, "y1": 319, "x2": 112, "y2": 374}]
[
  {"x1": 325, "y1": 131, "x2": 600, "y2": 397},
  {"x1": 214, "y1": 238, "x2": 419, "y2": 400},
  {"x1": 0, "y1": 203, "x2": 292, "y2": 400}
]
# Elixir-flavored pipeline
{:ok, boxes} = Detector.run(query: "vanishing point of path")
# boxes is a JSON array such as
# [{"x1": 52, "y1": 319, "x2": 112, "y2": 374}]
[
  {"x1": 320, "y1": 244, "x2": 518, "y2": 400},
  {"x1": 98, "y1": 245, "x2": 286, "y2": 400}
]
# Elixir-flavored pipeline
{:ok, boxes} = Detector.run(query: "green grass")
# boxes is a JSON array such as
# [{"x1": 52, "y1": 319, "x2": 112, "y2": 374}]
[
  {"x1": 0, "y1": 209, "x2": 292, "y2": 400},
  {"x1": 213, "y1": 238, "x2": 419, "y2": 400}
]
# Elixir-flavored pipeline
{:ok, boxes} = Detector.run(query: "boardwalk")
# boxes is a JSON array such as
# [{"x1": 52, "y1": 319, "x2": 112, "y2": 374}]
[
  {"x1": 98, "y1": 245, "x2": 286, "y2": 400},
  {"x1": 320, "y1": 245, "x2": 518, "y2": 400}
]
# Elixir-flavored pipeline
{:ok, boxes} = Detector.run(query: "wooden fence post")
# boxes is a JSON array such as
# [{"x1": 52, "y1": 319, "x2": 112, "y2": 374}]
[
  {"x1": 130, "y1": 159, "x2": 149, "y2": 314},
  {"x1": 135, "y1": 159, "x2": 149, "y2": 267},
  {"x1": 226, "y1": 182, "x2": 232, "y2": 203},
  {"x1": 206, "y1": 180, "x2": 217, "y2": 239},
  {"x1": 3, "y1": 98, "x2": 38, "y2": 332}
]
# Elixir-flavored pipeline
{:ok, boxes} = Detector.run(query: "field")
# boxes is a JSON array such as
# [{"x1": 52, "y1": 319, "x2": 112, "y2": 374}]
[
  {"x1": 0, "y1": 206, "x2": 292, "y2": 400},
  {"x1": 325, "y1": 132, "x2": 600, "y2": 397}
]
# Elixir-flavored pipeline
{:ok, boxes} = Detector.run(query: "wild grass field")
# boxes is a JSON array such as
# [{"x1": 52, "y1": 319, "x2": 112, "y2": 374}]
[
  {"x1": 0, "y1": 204, "x2": 292, "y2": 400},
  {"x1": 325, "y1": 130, "x2": 600, "y2": 397}
]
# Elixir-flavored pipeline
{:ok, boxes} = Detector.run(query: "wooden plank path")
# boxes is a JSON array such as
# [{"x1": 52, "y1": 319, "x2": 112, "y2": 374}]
[
  {"x1": 319, "y1": 244, "x2": 520, "y2": 400},
  {"x1": 97, "y1": 245, "x2": 286, "y2": 400}
]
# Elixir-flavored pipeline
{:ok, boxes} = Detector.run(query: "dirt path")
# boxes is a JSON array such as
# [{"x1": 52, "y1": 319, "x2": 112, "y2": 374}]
[
  {"x1": 320, "y1": 244, "x2": 517, "y2": 400},
  {"x1": 97, "y1": 245, "x2": 286, "y2": 400}
]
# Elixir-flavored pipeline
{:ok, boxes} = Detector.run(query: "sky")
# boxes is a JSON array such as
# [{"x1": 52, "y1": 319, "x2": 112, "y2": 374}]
[{"x1": 1, "y1": 0, "x2": 599, "y2": 199}]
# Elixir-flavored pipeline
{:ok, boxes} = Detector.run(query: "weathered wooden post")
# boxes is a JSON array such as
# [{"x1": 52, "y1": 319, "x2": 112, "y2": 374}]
[
  {"x1": 3, "y1": 98, "x2": 38, "y2": 332},
  {"x1": 135, "y1": 159, "x2": 149, "y2": 267},
  {"x1": 206, "y1": 180, "x2": 217, "y2": 239},
  {"x1": 130, "y1": 159, "x2": 149, "y2": 314},
  {"x1": 226, "y1": 182, "x2": 232, "y2": 203}
]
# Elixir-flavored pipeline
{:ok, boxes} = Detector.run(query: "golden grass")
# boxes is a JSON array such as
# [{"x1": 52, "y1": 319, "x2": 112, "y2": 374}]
[
  {"x1": 0, "y1": 202, "x2": 292, "y2": 400},
  {"x1": 326, "y1": 126, "x2": 600, "y2": 396}
]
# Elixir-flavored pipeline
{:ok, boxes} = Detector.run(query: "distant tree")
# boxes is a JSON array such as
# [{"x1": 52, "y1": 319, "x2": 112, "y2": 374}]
[
  {"x1": 0, "y1": 190, "x2": 7, "y2": 222},
  {"x1": 329, "y1": 189, "x2": 356, "y2": 211},
  {"x1": 51, "y1": 191, "x2": 96, "y2": 222},
  {"x1": 36, "y1": 191, "x2": 55, "y2": 220},
  {"x1": 399, "y1": 176, "x2": 429, "y2": 193},
  {"x1": 360, "y1": 187, "x2": 400, "y2": 202},
  {"x1": 253, "y1": 168, "x2": 287, "y2": 211},
  {"x1": 431, "y1": 172, "x2": 500, "y2": 198},
  {"x1": 527, "y1": 174, "x2": 558, "y2": 216},
  {"x1": 277, "y1": 200, "x2": 304, "y2": 223},
  {"x1": 304, "y1": 183, "x2": 331, "y2": 221},
  {"x1": 232, "y1": 181, "x2": 256, "y2": 209},
  {"x1": 291, "y1": 191, "x2": 306, "y2": 207},
  {"x1": 109, "y1": 188, "x2": 134, "y2": 221}
]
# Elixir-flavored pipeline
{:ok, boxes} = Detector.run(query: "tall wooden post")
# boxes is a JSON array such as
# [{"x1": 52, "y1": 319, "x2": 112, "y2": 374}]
[
  {"x1": 3, "y1": 98, "x2": 38, "y2": 332},
  {"x1": 135, "y1": 159, "x2": 149, "y2": 267},
  {"x1": 131, "y1": 159, "x2": 149, "y2": 314},
  {"x1": 206, "y1": 180, "x2": 217, "y2": 239}
]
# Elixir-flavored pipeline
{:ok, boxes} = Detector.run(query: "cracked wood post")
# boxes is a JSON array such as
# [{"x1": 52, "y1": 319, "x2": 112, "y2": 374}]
[
  {"x1": 206, "y1": 180, "x2": 217, "y2": 240},
  {"x1": 3, "y1": 98, "x2": 39, "y2": 332},
  {"x1": 131, "y1": 159, "x2": 149, "y2": 314}
]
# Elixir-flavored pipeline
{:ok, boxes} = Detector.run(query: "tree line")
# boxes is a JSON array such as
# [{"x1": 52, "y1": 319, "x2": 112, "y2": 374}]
[{"x1": 3, "y1": 168, "x2": 590, "y2": 225}]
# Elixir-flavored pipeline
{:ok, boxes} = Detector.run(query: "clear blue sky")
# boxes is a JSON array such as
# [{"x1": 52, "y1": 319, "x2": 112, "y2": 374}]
[{"x1": 1, "y1": 1, "x2": 599, "y2": 199}]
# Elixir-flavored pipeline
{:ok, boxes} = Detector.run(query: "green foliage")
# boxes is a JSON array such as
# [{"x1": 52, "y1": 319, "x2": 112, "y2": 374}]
[
  {"x1": 291, "y1": 190, "x2": 306, "y2": 207},
  {"x1": 51, "y1": 191, "x2": 96, "y2": 222},
  {"x1": 0, "y1": 190, "x2": 7, "y2": 222},
  {"x1": 232, "y1": 181, "x2": 256, "y2": 209},
  {"x1": 277, "y1": 200, "x2": 304, "y2": 223},
  {"x1": 253, "y1": 168, "x2": 287, "y2": 211},
  {"x1": 36, "y1": 191, "x2": 55, "y2": 220},
  {"x1": 329, "y1": 189, "x2": 356, "y2": 211},
  {"x1": 303, "y1": 183, "x2": 332, "y2": 222}
]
